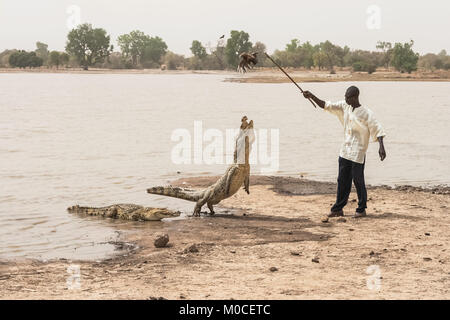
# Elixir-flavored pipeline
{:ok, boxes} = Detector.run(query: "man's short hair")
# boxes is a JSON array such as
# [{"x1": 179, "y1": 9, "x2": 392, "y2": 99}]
[{"x1": 346, "y1": 86, "x2": 360, "y2": 97}]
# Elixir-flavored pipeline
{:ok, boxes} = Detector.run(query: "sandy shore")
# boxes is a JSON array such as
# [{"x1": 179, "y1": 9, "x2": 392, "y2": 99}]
[
  {"x1": 1, "y1": 176, "x2": 449, "y2": 300},
  {"x1": 1, "y1": 67, "x2": 449, "y2": 82},
  {"x1": 225, "y1": 68, "x2": 450, "y2": 83}
]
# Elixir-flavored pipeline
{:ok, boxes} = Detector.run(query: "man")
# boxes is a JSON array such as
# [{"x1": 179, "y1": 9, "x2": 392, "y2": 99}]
[{"x1": 303, "y1": 86, "x2": 386, "y2": 218}]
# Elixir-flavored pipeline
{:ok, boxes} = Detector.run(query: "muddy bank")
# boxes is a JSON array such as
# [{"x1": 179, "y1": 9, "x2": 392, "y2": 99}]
[
  {"x1": 172, "y1": 175, "x2": 450, "y2": 195},
  {"x1": 224, "y1": 69, "x2": 450, "y2": 83},
  {"x1": 1, "y1": 175, "x2": 449, "y2": 299}
]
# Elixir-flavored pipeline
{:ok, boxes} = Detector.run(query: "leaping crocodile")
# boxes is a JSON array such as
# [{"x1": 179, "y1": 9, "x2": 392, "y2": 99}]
[
  {"x1": 67, "y1": 204, "x2": 180, "y2": 221},
  {"x1": 147, "y1": 116, "x2": 255, "y2": 216}
]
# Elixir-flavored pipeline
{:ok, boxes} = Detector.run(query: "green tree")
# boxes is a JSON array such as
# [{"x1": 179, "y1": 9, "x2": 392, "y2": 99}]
[
  {"x1": 35, "y1": 42, "x2": 49, "y2": 64},
  {"x1": 9, "y1": 51, "x2": 43, "y2": 68},
  {"x1": 352, "y1": 61, "x2": 376, "y2": 74},
  {"x1": 438, "y1": 50, "x2": 447, "y2": 57},
  {"x1": 142, "y1": 36, "x2": 168, "y2": 66},
  {"x1": 286, "y1": 39, "x2": 300, "y2": 52},
  {"x1": 252, "y1": 41, "x2": 267, "y2": 66},
  {"x1": 101, "y1": 52, "x2": 127, "y2": 69},
  {"x1": 209, "y1": 43, "x2": 225, "y2": 70},
  {"x1": 28, "y1": 52, "x2": 43, "y2": 68},
  {"x1": 163, "y1": 51, "x2": 185, "y2": 70},
  {"x1": 344, "y1": 50, "x2": 380, "y2": 74},
  {"x1": 59, "y1": 52, "x2": 70, "y2": 67},
  {"x1": 376, "y1": 41, "x2": 392, "y2": 68},
  {"x1": 117, "y1": 30, "x2": 151, "y2": 66},
  {"x1": 66, "y1": 23, "x2": 113, "y2": 70},
  {"x1": 0, "y1": 49, "x2": 17, "y2": 67},
  {"x1": 273, "y1": 39, "x2": 306, "y2": 68},
  {"x1": 313, "y1": 50, "x2": 327, "y2": 70},
  {"x1": 419, "y1": 50, "x2": 450, "y2": 70},
  {"x1": 187, "y1": 56, "x2": 202, "y2": 70},
  {"x1": 49, "y1": 51, "x2": 60, "y2": 68},
  {"x1": 436, "y1": 50, "x2": 448, "y2": 69},
  {"x1": 190, "y1": 40, "x2": 207, "y2": 59},
  {"x1": 225, "y1": 30, "x2": 253, "y2": 68},
  {"x1": 300, "y1": 41, "x2": 315, "y2": 69},
  {"x1": 274, "y1": 40, "x2": 321, "y2": 69},
  {"x1": 419, "y1": 53, "x2": 439, "y2": 70},
  {"x1": 8, "y1": 51, "x2": 24, "y2": 68},
  {"x1": 273, "y1": 50, "x2": 288, "y2": 67},
  {"x1": 390, "y1": 40, "x2": 419, "y2": 73},
  {"x1": 319, "y1": 40, "x2": 342, "y2": 72}
]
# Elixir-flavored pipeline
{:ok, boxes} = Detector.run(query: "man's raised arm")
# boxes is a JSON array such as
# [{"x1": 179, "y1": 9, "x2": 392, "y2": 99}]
[{"x1": 303, "y1": 91, "x2": 325, "y2": 109}]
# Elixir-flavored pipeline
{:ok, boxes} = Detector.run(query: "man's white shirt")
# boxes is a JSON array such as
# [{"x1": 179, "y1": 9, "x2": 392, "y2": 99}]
[{"x1": 324, "y1": 100, "x2": 386, "y2": 164}]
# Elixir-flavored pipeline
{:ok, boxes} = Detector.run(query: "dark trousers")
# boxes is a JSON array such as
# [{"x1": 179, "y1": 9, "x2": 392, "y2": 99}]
[{"x1": 331, "y1": 156, "x2": 367, "y2": 213}]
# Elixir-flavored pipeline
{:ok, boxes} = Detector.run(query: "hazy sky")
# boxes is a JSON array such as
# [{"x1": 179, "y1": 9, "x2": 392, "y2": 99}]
[{"x1": 0, "y1": 0, "x2": 449, "y2": 55}]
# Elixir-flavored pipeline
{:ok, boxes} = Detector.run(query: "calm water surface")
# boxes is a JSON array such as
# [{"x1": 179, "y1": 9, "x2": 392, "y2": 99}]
[{"x1": 0, "y1": 73, "x2": 449, "y2": 260}]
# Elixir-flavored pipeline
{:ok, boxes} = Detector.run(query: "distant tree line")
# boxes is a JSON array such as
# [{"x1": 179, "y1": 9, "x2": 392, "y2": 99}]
[
  {"x1": 1, "y1": 42, "x2": 71, "y2": 69},
  {"x1": 418, "y1": 50, "x2": 450, "y2": 71},
  {"x1": 0, "y1": 23, "x2": 448, "y2": 74},
  {"x1": 271, "y1": 39, "x2": 424, "y2": 74}
]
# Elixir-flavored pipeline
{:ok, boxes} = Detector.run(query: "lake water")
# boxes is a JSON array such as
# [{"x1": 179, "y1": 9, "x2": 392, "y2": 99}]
[{"x1": 0, "y1": 73, "x2": 449, "y2": 260}]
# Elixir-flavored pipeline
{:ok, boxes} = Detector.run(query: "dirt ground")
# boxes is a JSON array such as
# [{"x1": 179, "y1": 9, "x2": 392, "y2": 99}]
[
  {"x1": 224, "y1": 68, "x2": 450, "y2": 83},
  {"x1": 1, "y1": 176, "x2": 449, "y2": 300}
]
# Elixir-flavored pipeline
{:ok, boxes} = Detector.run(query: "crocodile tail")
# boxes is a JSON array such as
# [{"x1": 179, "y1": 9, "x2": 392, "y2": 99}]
[{"x1": 147, "y1": 186, "x2": 201, "y2": 202}]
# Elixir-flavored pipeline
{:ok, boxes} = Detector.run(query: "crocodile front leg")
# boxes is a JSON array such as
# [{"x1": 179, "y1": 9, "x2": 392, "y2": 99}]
[{"x1": 192, "y1": 193, "x2": 209, "y2": 217}]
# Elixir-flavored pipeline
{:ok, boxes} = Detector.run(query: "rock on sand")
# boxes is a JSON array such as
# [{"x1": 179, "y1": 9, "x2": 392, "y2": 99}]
[{"x1": 154, "y1": 234, "x2": 169, "y2": 248}]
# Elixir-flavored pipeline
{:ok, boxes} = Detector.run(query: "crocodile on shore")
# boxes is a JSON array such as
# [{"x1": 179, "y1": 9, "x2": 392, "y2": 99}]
[
  {"x1": 67, "y1": 204, "x2": 180, "y2": 221},
  {"x1": 147, "y1": 116, "x2": 255, "y2": 216}
]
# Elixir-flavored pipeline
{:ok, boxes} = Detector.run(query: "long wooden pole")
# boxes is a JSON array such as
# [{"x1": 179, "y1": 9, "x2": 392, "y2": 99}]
[{"x1": 264, "y1": 52, "x2": 317, "y2": 108}]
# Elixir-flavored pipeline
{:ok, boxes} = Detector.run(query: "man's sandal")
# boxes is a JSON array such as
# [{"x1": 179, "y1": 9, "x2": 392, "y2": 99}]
[
  {"x1": 328, "y1": 210, "x2": 344, "y2": 217},
  {"x1": 353, "y1": 210, "x2": 367, "y2": 218}
]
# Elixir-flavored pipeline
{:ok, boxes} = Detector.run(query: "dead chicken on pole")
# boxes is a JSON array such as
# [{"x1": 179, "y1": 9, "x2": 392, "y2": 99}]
[{"x1": 237, "y1": 52, "x2": 258, "y2": 73}]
